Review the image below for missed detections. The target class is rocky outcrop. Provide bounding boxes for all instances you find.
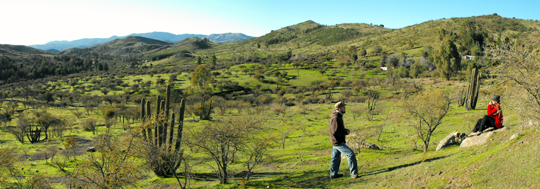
[460,132,493,148]
[460,127,507,148]
[86,147,96,152]
[349,141,380,151]
[508,132,520,141]
[436,131,467,151]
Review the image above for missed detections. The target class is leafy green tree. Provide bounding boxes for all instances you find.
[422,50,429,58]
[44,92,54,103]
[460,19,487,54]
[407,40,414,49]
[437,28,446,41]
[190,65,213,94]
[347,46,357,56]
[371,45,383,55]
[389,56,399,68]
[410,62,424,78]
[358,48,367,58]
[254,74,264,81]
[433,38,461,80]
[34,110,62,140]
[351,54,358,63]
[211,54,217,65]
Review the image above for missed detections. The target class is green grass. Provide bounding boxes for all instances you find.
[0,61,535,188]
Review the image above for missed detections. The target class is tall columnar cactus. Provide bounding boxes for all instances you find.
[465,67,481,111]
[457,88,466,107]
[140,84,186,176]
[27,125,41,144]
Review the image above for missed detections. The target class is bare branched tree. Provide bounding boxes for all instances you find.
[367,90,379,121]
[73,131,141,188]
[0,147,51,188]
[187,116,262,184]
[400,88,451,152]
[487,40,540,121]
[244,135,276,181]
[11,116,29,144]
[0,147,23,188]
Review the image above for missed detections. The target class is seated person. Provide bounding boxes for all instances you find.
[471,95,504,136]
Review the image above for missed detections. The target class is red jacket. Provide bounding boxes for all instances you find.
[488,104,503,128]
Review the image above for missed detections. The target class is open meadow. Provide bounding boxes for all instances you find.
[2,14,540,188]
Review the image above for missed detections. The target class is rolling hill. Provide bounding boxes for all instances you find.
[2,14,540,189]
[60,36,172,56]
[156,15,540,66]
[206,32,253,43]
[0,44,52,55]
[29,32,253,51]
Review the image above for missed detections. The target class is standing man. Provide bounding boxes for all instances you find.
[329,102,358,179]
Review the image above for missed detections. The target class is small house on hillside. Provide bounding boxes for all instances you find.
[462,55,475,60]
[381,67,388,71]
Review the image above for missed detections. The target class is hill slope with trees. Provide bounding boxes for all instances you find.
[1,14,540,188]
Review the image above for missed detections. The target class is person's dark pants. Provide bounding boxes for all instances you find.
[473,115,496,132]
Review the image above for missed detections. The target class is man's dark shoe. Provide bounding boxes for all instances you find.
[351,174,358,178]
[330,174,343,179]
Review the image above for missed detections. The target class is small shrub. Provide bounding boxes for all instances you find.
[82,118,97,134]
[271,103,287,114]
[349,96,368,103]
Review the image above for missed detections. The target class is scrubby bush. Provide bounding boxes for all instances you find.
[271,103,287,114]
[82,118,97,134]
[349,96,368,103]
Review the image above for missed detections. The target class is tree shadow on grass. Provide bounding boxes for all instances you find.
[244,170,334,188]
[361,155,450,177]
[189,172,221,182]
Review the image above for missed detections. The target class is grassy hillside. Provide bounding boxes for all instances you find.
[207,33,253,43]
[0,70,535,188]
[1,14,540,188]
[0,44,52,55]
[157,15,540,66]
[60,36,172,56]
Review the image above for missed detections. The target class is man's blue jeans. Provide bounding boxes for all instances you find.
[330,142,358,177]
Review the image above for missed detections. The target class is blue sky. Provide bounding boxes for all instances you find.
[1,0,539,45]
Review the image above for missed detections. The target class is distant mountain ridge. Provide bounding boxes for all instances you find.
[30,32,253,51]
[0,44,51,54]
[60,36,172,56]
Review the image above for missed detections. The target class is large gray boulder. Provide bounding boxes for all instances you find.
[436,131,467,151]
[86,146,96,152]
[460,127,507,148]
[508,132,520,142]
[460,132,493,148]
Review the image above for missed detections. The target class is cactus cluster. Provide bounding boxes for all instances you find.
[27,125,41,143]
[140,84,186,176]
[464,67,481,110]
[457,87,466,106]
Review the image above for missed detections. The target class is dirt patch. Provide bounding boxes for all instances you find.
[44,141,61,146]
[298,160,319,166]
[63,138,94,156]
[46,176,70,184]
[314,151,331,156]
[19,138,94,160]
[185,119,199,123]
[19,152,48,161]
